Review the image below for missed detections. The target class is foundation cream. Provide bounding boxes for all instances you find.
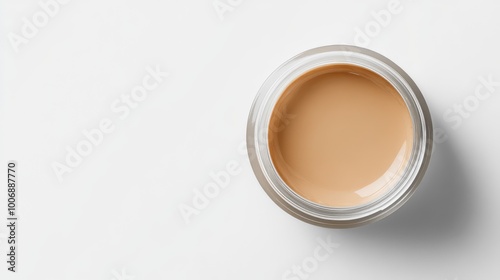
[268,64,414,208]
[247,45,433,227]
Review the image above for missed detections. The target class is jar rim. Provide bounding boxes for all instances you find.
[247,45,433,228]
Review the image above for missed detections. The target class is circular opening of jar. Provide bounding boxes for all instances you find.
[268,64,413,208]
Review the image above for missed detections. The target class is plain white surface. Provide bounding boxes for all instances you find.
[1,0,500,279]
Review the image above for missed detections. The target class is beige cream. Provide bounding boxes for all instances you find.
[268,64,414,207]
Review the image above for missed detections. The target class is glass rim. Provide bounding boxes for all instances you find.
[247,45,433,228]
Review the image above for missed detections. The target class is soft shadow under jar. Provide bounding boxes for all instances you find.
[247,45,433,228]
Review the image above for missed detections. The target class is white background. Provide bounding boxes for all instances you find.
[1,0,500,279]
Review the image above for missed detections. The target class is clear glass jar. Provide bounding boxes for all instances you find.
[246,45,433,228]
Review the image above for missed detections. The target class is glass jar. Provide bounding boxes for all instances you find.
[246,45,433,228]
